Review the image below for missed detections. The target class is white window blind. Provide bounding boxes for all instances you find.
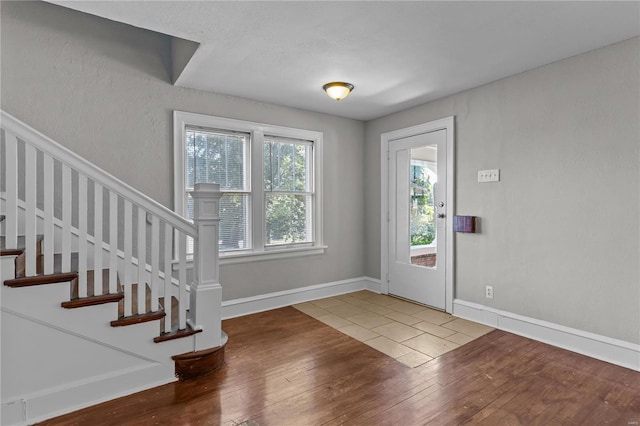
[185,127,250,252]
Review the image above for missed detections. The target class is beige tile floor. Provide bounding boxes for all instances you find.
[292,290,494,368]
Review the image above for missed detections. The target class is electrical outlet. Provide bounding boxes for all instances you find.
[485,285,494,299]
[478,169,500,183]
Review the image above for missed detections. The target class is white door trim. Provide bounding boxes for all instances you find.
[380,117,455,313]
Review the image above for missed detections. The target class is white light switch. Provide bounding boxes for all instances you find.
[478,169,500,183]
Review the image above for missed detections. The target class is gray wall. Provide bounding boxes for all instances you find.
[365,37,640,344]
[1,1,365,300]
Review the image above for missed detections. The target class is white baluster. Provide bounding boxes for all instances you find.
[178,232,187,330]
[150,215,159,312]
[78,175,88,298]
[123,199,133,317]
[43,155,54,275]
[94,181,103,295]
[24,144,37,276]
[4,133,18,248]
[109,191,118,294]
[163,223,173,333]
[137,207,146,314]
[61,165,72,273]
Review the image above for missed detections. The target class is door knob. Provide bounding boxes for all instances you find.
[438,213,446,219]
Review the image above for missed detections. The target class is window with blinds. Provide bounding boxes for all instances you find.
[185,127,250,251]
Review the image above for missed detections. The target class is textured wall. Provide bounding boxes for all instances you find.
[1,1,365,300]
[365,37,640,344]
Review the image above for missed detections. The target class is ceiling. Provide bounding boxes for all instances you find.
[50,1,640,121]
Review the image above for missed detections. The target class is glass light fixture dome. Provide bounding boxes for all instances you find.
[322,82,354,101]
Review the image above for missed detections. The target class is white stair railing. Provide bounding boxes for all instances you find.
[0,111,222,348]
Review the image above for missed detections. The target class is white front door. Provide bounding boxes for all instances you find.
[388,129,447,309]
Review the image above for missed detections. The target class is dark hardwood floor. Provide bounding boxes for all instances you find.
[40,306,640,425]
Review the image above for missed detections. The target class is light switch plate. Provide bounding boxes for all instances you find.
[478,169,500,183]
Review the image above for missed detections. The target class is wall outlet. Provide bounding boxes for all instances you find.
[485,285,494,299]
[478,169,500,183]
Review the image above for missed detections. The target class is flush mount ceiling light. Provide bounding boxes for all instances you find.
[322,82,354,101]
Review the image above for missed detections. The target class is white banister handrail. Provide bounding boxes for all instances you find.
[0,110,197,237]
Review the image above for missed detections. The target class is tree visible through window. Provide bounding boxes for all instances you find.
[410,162,436,246]
[264,137,313,245]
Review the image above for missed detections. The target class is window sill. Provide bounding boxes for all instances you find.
[173,245,327,269]
[220,245,328,265]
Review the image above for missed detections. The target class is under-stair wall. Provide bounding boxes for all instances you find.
[1,111,225,425]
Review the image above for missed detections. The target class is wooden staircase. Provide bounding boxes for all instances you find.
[0,111,226,425]
[0,218,216,358]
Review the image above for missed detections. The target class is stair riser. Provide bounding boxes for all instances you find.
[1,257,16,282]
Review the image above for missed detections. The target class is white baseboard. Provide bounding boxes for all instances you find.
[222,276,381,319]
[453,299,640,372]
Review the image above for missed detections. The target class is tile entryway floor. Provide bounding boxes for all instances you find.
[293,290,494,368]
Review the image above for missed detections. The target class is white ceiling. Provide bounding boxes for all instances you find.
[50,1,639,121]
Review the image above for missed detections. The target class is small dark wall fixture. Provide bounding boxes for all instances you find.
[453,216,477,233]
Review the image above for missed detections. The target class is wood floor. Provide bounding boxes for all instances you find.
[40,306,640,425]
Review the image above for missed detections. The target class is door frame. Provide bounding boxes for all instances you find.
[380,116,455,313]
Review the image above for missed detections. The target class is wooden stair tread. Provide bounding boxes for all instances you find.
[116,282,165,327]
[154,325,202,343]
[61,292,124,308]
[4,272,78,287]
[110,310,166,327]
[62,269,122,308]
[5,253,92,288]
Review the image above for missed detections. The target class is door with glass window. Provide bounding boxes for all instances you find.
[388,129,446,309]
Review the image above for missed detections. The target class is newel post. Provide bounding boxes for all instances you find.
[189,183,223,350]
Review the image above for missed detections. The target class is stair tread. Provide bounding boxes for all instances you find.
[4,272,78,287]
[63,269,123,307]
[110,310,166,327]
[5,252,86,286]
[61,292,124,309]
[154,325,202,343]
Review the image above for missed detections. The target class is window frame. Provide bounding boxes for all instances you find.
[174,111,325,264]
[263,135,314,248]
